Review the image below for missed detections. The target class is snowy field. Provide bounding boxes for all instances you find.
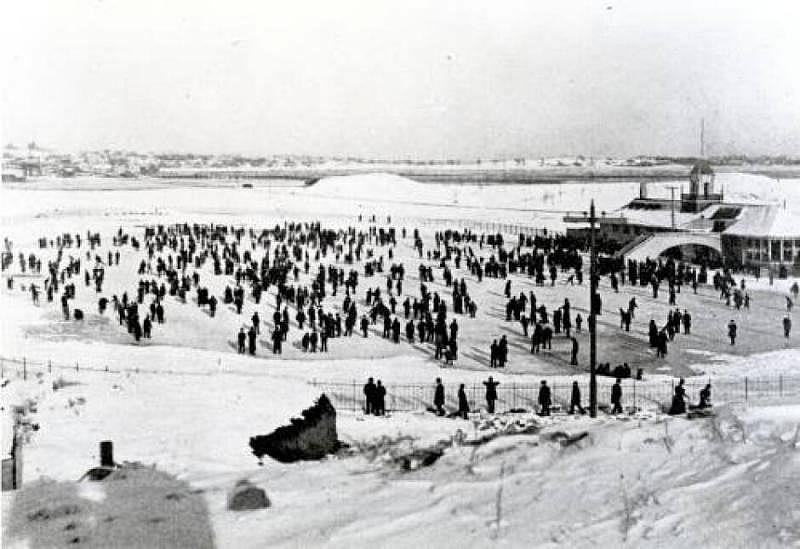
[2,173,800,548]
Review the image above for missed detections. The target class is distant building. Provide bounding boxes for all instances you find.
[565,160,800,275]
[1,166,26,182]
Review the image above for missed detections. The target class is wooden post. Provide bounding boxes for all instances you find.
[100,440,114,467]
[23,358,26,381]
[589,200,598,417]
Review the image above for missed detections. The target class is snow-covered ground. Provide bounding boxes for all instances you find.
[2,173,800,548]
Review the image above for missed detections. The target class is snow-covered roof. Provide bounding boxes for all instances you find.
[608,203,725,230]
[724,205,800,238]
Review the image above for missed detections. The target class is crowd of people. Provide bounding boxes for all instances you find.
[2,214,793,420]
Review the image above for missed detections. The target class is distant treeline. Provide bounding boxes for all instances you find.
[654,155,800,166]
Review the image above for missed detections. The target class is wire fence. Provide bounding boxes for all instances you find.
[412,217,551,238]
[311,375,800,414]
[0,355,221,379]
[2,354,799,414]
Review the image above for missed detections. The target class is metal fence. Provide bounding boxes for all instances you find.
[311,375,800,414]
[0,355,221,379]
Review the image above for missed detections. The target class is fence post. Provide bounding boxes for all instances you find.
[23,358,26,381]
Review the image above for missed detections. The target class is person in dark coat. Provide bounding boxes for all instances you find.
[361,315,369,337]
[611,378,623,414]
[375,380,387,415]
[648,320,658,347]
[237,328,246,354]
[569,381,585,414]
[434,378,445,415]
[498,335,509,366]
[457,384,470,419]
[363,377,376,414]
[143,316,152,338]
[698,383,711,408]
[484,376,500,413]
[668,378,686,415]
[271,329,282,354]
[247,326,257,355]
[728,320,737,345]
[309,330,318,352]
[538,380,552,416]
[783,315,792,338]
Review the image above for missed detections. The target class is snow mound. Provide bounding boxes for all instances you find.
[305,173,428,203]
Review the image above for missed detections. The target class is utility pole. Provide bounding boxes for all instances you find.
[589,200,598,417]
[667,185,679,230]
[700,117,705,157]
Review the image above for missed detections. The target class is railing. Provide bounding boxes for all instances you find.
[311,375,800,413]
[2,355,798,414]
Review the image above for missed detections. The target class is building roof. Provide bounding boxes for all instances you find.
[608,202,724,230]
[724,205,800,238]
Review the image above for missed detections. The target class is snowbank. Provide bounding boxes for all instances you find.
[305,173,430,203]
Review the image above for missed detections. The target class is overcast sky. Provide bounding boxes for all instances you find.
[2,0,799,158]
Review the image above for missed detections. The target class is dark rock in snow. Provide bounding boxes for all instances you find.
[227,480,270,511]
[249,394,339,463]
